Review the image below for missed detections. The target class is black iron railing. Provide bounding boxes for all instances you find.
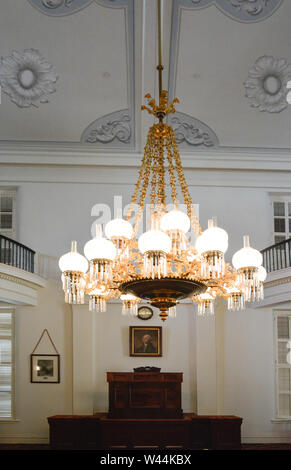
[261,238,291,273]
[0,234,35,273]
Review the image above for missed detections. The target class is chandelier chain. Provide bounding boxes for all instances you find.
[132,137,154,236]
[170,127,202,237]
[166,132,179,208]
[125,144,149,222]
[157,133,166,207]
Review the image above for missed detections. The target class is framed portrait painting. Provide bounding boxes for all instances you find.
[30,354,60,383]
[130,326,162,357]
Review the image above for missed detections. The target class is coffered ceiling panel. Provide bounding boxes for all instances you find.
[0,0,129,143]
[171,0,291,148]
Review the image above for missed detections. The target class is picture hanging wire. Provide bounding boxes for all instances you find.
[31,328,59,354]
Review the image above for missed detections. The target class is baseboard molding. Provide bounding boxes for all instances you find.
[0,434,49,444]
[243,436,291,444]
[1,434,291,445]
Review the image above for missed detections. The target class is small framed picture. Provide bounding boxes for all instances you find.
[30,354,60,383]
[129,326,162,357]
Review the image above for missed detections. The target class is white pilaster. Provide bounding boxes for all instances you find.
[196,312,218,414]
[72,305,94,414]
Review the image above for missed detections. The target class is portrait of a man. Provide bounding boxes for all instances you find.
[130,326,162,357]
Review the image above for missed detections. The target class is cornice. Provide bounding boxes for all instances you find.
[0,143,291,171]
[264,276,291,288]
[0,263,46,289]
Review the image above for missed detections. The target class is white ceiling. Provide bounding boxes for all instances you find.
[0,0,290,150]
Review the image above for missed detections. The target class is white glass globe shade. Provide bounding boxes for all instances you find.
[161,210,190,233]
[138,230,171,254]
[120,294,138,301]
[105,218,133,240]
[232,247,262,270]
[258,266,267,282]
[199,292,215,301]
[59,251,88,273]
[195,227,228,254]
[89,288,108,296]
[84,237,116,261]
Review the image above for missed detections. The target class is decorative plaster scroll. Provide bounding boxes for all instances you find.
[27,0,94,16]
[0,49,58,108]
[28,0,130,16]
[81,109,132,146]
[177,0,283,22]
[168,112,219,147]
[244,55,291,113]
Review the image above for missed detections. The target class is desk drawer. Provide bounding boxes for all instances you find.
[133,374,161,382]
[108,373,132,382]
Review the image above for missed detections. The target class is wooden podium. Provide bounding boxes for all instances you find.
[107,371,183,418]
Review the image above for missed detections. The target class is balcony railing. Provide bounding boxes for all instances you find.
[0,234,35,273]
[261,238,291,273]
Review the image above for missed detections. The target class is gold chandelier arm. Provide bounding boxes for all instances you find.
[170,127,203,237]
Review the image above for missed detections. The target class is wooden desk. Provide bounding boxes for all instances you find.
[107,372,183,419]
[48,414,242,450]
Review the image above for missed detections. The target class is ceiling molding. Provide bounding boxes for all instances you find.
[168,0,284,148]
[173,0,283,23]
[168,0,222,148]
[82,0,135,148]
[27,0,136,149]
[1,143,291,172]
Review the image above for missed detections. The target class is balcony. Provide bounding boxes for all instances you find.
[262,238,291,273]
[259,238,291,307]
[0,235,45,306]
[0,234,35,273]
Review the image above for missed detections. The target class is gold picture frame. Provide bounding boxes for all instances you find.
[129,326,162,357]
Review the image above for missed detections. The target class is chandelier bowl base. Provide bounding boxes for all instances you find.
[119,277,207,321]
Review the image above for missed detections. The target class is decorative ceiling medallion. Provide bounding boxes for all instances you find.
[244,55,291,113]
[28,0,94,16]
[178,0,283,22]
[81,109,132,146]
[0,49,58,108]
[168,111,219,147]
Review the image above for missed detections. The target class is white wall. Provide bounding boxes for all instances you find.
[0,280,73,443]
[11,168,274,258]
[93,303,197,414]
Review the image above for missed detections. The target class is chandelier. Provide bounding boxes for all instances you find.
[58,0,267,321]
